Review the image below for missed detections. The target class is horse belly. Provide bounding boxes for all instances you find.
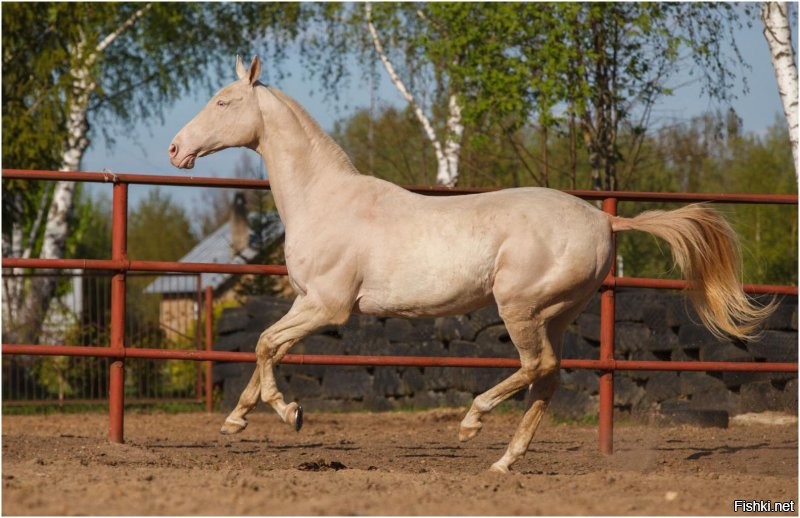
[355,239,497,318]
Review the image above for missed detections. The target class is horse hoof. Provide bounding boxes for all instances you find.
[220,416,247,435]
[458,423,482,442]
[489,462,509,474]
[294,405,303,432]
[284,402,303,432]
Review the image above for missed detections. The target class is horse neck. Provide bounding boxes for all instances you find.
[255,86,358,229]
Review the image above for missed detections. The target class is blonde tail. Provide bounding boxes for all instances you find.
[611,204,775,341]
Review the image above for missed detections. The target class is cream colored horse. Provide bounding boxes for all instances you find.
[169,56,773,473]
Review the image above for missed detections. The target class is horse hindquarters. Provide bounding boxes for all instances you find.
[458,199,616,471]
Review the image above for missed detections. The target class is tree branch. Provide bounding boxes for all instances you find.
[503,127,544,186]
[364,3,446,167]
[95,3,153,56]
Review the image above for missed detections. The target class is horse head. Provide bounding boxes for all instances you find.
[169,55,263,169]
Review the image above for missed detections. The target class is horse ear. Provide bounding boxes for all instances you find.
[248,56,261,86]
[235,55,247,80]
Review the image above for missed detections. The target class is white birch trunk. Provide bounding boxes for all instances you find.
[441,94,464,187]
[762,2,799,179]
[17,63,90,343]
[2,194,25,329]
[13,5,151,343]
[2,186,51,333]
[365,2,463,187]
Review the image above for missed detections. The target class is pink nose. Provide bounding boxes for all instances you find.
[168,143,178,158]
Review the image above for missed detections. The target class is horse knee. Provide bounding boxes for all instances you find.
[521,355,558,384]
[529,364,560,400]
[255,332,277,361]
[539,360,560,382]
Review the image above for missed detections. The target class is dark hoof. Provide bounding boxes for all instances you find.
[294,405,303,432]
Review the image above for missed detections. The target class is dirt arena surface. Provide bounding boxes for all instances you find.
[2,409,797,516]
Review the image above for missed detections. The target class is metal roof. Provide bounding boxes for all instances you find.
[144,212,284,294]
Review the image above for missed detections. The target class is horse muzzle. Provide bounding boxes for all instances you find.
[168,142,197,169]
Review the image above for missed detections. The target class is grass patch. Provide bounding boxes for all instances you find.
[4,402,104,415]
[3,400,206,416]
[548,413,599,426]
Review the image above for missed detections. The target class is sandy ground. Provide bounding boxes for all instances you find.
[2,409,797,516]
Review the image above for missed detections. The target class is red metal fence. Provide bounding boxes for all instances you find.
[2,168,797,453]
[2,272,206,405]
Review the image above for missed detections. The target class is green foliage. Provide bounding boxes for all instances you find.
[2,2,303,154]
[1,1,302,282]
[31,356,75,399]
[1,3,66,171]
[161,359,197,396]
[610,115,796,286]
[128,190,196,337]
[725,123,797,285]
[72,190,113,258]
[233,210,285,298]
[123,190,199,397]
[432,3,750,190]
[2,401,206,415]
[301,3,752,192]
[332,107,437,185]
[128,188,197,262]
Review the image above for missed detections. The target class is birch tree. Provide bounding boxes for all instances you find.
[16,5,154,346]
[761,2,799,179]
[305,3,751,191]
[2,3,301,343]
[301,3,466,186]
[364,3,463,186]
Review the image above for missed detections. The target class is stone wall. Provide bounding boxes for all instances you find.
[213,290,797,422]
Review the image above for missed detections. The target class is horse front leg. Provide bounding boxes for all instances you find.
[220,294,349,435]
[220,367,261,434]
[219,336,301,435]
[257,336,304,431]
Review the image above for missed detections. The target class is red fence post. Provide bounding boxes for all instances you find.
[109,182,128,443]
[205,286,214,412]
[194,275,203,401]
[598,197,618,455]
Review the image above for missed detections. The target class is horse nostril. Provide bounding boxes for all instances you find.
[168,143,177,157]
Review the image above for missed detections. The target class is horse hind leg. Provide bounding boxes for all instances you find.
[489,362,559,473]
[459,308,557,444]
[489,312,575,473]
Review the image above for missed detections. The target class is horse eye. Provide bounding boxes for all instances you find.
[216,100,228,107]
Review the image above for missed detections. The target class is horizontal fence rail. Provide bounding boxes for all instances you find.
[2,168,797,452]
[4,168,799,204]
[2,257,793,295]
[5,344,798,373]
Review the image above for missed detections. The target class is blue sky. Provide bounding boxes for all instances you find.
[83,8,797,221]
